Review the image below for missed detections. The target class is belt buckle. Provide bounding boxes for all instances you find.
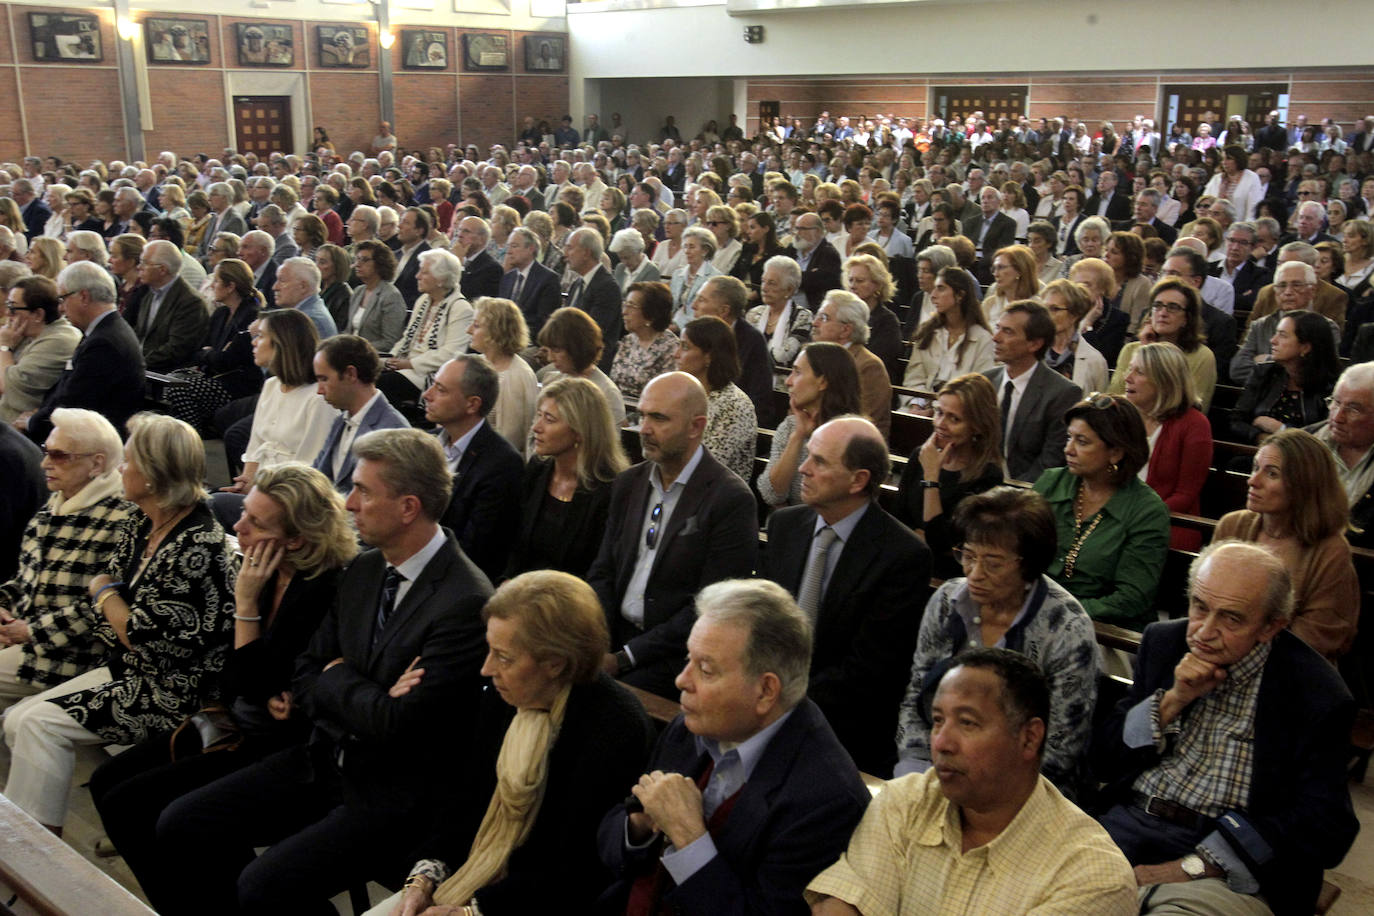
[1143,795,1170,819]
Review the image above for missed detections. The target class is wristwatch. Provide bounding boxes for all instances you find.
[0,345,10,353]
[919,479,940,489]
[613,648,634,676]
[1179,853,1208,879]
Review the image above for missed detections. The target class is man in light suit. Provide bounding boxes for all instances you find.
[123,240,208,371]
[423,354,523,583]
[452,216,502,302]
[156,428,492,912]
[984,301,1081,483]
[588,373,758,698]
[311,334,408,493]
[498,227,560,337]
[961,186,1018,284]
[597,577,870,915]
[563,227,623,371]
[760,417,929,775]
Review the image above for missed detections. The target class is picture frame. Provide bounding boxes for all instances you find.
[317,25,369,69]
[401,30,449,70]
[145,17,210,65]
[28,12,101,63]
[524,35,564,73]
[462,33,507,72]
[235,22,294,68]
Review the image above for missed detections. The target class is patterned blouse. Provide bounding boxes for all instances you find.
[706,383,758,482]
[894,576,1098,794]
[0,487,136,688]
[51,502,236,745]
[610,330,679,400]
[757,412,808,507]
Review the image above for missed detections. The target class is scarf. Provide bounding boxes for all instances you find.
[51,469,124,516]
[432,683,571,906]
[396,289,460,357]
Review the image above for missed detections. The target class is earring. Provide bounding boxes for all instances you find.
[1108,461,1119,476]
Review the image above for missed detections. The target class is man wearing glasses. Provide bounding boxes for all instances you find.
[1240,241,1349,338]
[0,276,80,426]
[1306,362,1374,545]
[1230,260,1340,385]
[1283,198,1335,246]
[589,371,756,698]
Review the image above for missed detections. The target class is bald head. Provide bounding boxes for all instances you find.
[644,370,708,418]
[802,415,889,516]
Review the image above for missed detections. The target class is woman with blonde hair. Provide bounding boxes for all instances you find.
[487,204,520,264]
[368,570,654,916]
[109,233,146,316]
[0,198,28,255]
[508,378,630,578]
[470,297,537,455]
[980,244,1041,326]
[1069,255,1130,369]
[1216,428,1358,662]
[842,252,904,379]
[1041,278,1108,394]
[25,237,63,280]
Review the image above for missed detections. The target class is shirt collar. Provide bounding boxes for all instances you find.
[439,418,485,460]
[810,501,869,543]
[651,443,704,495]
[348,388,385,423]
[391,525,449,585]
[696,707,795,779]
[1222,639,1272,689]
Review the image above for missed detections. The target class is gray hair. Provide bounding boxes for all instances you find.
[608,227,645,255]
[257,203,286,227]
[124,412,207,509]
[1210,198,1238,221]
[280,256,321,293]
[1255,216,1281,238]
[682,225,717,258]
[241,229,274,253]
[115,186,143,206]
[1337,361,1374,395]
[1189,540,1294,624]
[58,261,116,303]
[418,248,462,291]
[508,226,540,254]
[49,407,123,468]
[1278,241,1318,266]
[144,239,183,275]
[453,353,500,418]
[1075,215,1111,246]
[207,181,232,200]
[351,205,380,235]
[763,254,801,294]
[1136,188,1162,206]
[567,226,604,259]
[822,290,870,345]
[67,230,107,267]
[460,217,491,246]
[917,244,957,272]
[1275,260,1317,285]
[352,427,453,522]
[1226,221,1257,242]
[694,578,812,710]
[1298,200,1327,220]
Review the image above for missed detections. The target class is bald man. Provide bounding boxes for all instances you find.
[759,415,930,775]
[588,372,758,698]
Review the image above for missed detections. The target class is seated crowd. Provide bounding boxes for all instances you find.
[0,105,1370,914]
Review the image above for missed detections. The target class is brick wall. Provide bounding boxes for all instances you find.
[0,4,569,163]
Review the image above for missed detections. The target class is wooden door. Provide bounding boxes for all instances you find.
[1163,83,1286,137]
[233,96,292,156]
[932,86,1027,128]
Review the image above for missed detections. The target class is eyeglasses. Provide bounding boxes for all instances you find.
[1150,300,1187,313]
[6,303,38,312]
[1326,397,1370,418]
[41,446,93,463]
[952,547,1020,577]
[1273,282,1312,291]
[1082,392,1115,409]
[55,291,80,303]
[644,501,664,549]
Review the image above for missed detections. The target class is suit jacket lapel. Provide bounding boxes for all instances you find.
[367,540,453,667]
[818,506,879,626]
[619,466,654,585]
[1012,365,1048,440]
[647,465,712,581]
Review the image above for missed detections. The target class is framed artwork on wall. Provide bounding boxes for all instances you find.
[29,13,101,62]
[524,35,564,73]
[462,33,508,72]
[317,25,370,68]
[402,30,449,69]
[236,22,294,67]
[145,18,210,64]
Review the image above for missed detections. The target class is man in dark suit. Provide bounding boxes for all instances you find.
[961,186,1018,283]
[692,276,775,428]
[157,428,492,912]
[239,230,278,310]
[1086,171,1132,223]
[498,227,560,337]
[588,373,758,698]
[563,227,623,372]
[662,148,687,194]
[453,216,502,302]
[21,263,144,443]
[792,213,842,310]
[0,423,43,582]
[984,301,1081,483]
[1281,200,1335,247]
[420,355,523,583]
[760,417,929,775]
[1133,190,1179,245]
[597,578,869,915]
[1093,542,1358,916]
[311,334,408,493]
[198,182,248,264]
[1210,222,1272,313]
[391,207,431,309]
[509,165,545,211]
[122,240,208,371]
[10,179,49,242]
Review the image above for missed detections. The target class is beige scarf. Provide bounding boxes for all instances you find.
[432,683,571,906]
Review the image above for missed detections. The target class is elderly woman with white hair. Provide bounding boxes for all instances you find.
[668,225,720,332]
[706,204,744,274]
[378,248,474,419]
[0,408,135,704]
[609,227,661,294]
[745,255,812,367]
[63,229,108,268]
[1059,214,1111,279]
[650,207,689,276]
[1,413,234,834]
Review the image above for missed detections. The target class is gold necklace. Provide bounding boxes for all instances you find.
[1063,483,1104,579]
[143,507,189,558]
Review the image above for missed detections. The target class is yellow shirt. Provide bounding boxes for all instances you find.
[806,770,1135,916]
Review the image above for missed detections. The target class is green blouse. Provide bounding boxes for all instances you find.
[1032,468,1171,629]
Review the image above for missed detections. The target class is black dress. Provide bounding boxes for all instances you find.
[504,457,614,579]
[894,457,1004,580]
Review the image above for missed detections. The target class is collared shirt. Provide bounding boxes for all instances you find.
[1000,362,1035,450]
[83,308,115,338]
[620,444,705,631]
[388,524,449,610]
[567,263,601,310]
[395,241,424,277]
[1096,191,1115,217]
[657,709,795,883]
[806,770,1136,915]
[1127,640,1271,818]
[143,277,177,330]
[333,389,384,479]
[1312,421,1374,509]
[808,503,868,600]
[437,418,485,472]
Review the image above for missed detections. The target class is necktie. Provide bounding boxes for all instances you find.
[566,277,584,310]
[797,527,839,622]
[512,271,525,302]
[373,566,404,642]
[1000,379,1014,444]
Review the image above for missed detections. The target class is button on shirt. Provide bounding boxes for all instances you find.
[620,444,705,631]
[438,419,485,472]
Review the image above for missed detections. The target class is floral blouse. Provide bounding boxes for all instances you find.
[611,330,679,400]
[706,384,758,482]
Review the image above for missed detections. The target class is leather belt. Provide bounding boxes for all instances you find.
[1131,791,1210,831]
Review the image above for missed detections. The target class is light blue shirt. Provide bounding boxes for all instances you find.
[620,445,705,636]
[808,502,869,600]
[388,525,448,610]
[438,419,486,472]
